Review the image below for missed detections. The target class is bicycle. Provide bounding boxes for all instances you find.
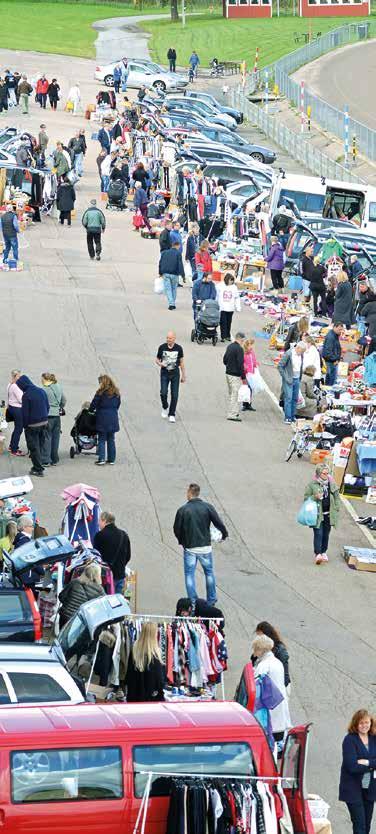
[285,424,335,462]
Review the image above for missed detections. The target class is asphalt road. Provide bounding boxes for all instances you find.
[0,46,375,830]
[293,39,376,131]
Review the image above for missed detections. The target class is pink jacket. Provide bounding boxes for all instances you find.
[244,349,258,376]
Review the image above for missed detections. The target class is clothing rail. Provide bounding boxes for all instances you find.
[137,770,295,783]
[124,613,224,622]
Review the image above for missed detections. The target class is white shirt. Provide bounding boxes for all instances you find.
[303,344,321,381]
[101,155,111,176]
[291,349,303,379]
[254,651,291,734]
[216,282,241,313]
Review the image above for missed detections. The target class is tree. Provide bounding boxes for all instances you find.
[171,0,179,21]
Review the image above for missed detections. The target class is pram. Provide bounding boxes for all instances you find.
[70,405,97,458]
[107,179,127,211]
[191,299,220,346]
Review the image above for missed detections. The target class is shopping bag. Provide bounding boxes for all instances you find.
[210,523,223,543]
[154,277,164,294]
[288,274,303,292]
[246,368,265,395]
[297,389,305,408]
[65,100,74,112]
[132,210,144,229]
[238,384,251,404]
[297,498,318,527]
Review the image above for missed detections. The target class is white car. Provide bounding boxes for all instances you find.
[0,644,85,707]
[94,59,188,92]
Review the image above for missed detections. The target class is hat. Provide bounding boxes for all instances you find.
[90,199,97,206]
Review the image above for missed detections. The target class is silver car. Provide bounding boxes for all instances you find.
[0,644,85,706]
[94,58,188,92]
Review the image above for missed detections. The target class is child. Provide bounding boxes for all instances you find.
[243,338,258,412]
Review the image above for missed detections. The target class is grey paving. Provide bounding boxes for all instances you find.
[0,46,375,831]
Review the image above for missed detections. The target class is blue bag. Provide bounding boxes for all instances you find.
[288,274,303,292]
[297,498,318,527]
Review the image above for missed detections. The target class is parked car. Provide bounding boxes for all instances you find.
[0,127,19,146]
[187,125,276,164]
[226,179,272,209]
[183,90,243,123]
[0,147,17,164]
[202,162,264,188]
[161,97,237,130]
[182,146,273,187]
[0,585,41,642]
[0,644,85,705]
[94,59,188,92]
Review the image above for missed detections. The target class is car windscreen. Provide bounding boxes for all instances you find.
[279,189,325,214]
[0,594,29,624]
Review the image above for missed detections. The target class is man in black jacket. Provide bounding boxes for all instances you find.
[167,48,177,72]
[223,332,245,422]
[159,219,172,252]
[322,322,343,386]
[173,483,228,606]
[93,511,131,594]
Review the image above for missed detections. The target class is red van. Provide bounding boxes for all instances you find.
[0,701,314,833]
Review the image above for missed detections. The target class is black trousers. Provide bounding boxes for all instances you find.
[160,370,180,417]
[270,269,284,289]
[25,425,47,473]
[59,210,71,224]
[49,98,57,109]
[169,59,176,72]
[220,310,233,340]
[312,288,327,316]
[87,231,102,258]
[114,80,120,93]
[346,792,374,834]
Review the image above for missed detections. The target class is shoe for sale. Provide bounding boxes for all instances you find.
[315,554,323,565]
[169,415,176,423]
[321,553,328,562]
[95,460,106,465]
[161,409,168,419]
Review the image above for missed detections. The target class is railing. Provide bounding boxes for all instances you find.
[231,88,367,184]
[246,21,376,162]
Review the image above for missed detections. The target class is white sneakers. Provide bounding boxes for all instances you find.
[169,416,176,423]
[161,409,168,419]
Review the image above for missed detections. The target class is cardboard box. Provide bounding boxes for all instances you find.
[333,465,345,488]
[347,553,376,572]
[310,449,333,465]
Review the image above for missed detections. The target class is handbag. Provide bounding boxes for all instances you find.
[288,274,303,292]
[297,498,318,527]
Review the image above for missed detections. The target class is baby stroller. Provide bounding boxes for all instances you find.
[70,404,97,458]
[191,299,220,346]
[107,179,127,211]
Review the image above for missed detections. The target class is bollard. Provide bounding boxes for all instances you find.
[352,134,357,164]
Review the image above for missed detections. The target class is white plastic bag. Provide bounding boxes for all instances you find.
[210,523,223,543]
[297,389,305,408]
[246,368,265,395]
[238,384,251,404]
[154,276,164,294]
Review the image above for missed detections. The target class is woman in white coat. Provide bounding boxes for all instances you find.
[216,272,241,342]
[303,334,322,387]
[252,634,291,745]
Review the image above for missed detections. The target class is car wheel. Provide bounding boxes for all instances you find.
[250,152,265,163]
[104,74,114,87]
[153,80,166,93]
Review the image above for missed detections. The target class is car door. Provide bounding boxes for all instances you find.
[280,724,315,834]
[233,662,256,712]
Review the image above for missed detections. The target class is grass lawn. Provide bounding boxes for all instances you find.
[143,13,369,68]
[0,0,165,58]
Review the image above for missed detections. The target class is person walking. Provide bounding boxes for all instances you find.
[266,235,285,291]
[185,222,200,280]
[0,77,8,113]
[304,462,340,565]
[113,63,122,94]
[278,340,306,424]
[159,242,185,310]
[56,176,76,226]
[97,123,113,153]
[159,218,173,252]
[68,130,83,177]
[1,203,19,265]
[173,482,228,605]
[17,75,33,114]
[322,322,343,386]
[16,374,49,477]
[309,256,328,316]
[167,48,177,72]
[36,75,49,109]
[93,511,131,594]
[333,270,354,329]
[156,330,185,423]
[90,374,121,466]
[6,369,25,457]
[133,181,152,231]
[125,623,165,703]
[67,83,81,115]
[243,338,258,413]
[58,564,105,628]
[195,240,212,281]
[40,372,66,467]
[37,124,49,166]
[47,78,60,110]
[223,332,246,422]
[54,141,70,182]
[339,709,376,834]
[82,198,106,261]
[216,273,241,341]
[189,51,200,78]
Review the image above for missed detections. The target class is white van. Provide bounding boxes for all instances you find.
[270,172,376,237]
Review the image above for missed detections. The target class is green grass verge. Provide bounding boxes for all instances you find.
[0,0,164,58]
[143,13,370,68]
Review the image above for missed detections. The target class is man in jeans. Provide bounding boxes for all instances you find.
[173,483,228,605]
[156,331,185,423]
[82,198,106,261]
[159,242,185,310]
[16,374,49,477]
[322,322,343,386]
[278,341,306,424]
[223,332,245,422]
[1,203,19,264]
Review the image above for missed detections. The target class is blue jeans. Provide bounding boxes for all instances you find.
[325,361,338,386]
[313,517,331,556]
[101,174,110,193]
[74,152,83,176]
[346,792,374,834]
[3,237,18,262]
[98,431,116,463]
[7,405,23,452]
[163,273,179,307]
[283,377,300,421]
[115,578,125,594]
[183,549,217,605]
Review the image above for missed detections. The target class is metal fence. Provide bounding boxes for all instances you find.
[247,21,376,162]
[231,88,367,184]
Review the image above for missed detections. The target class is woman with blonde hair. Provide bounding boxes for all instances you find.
[252,633,291,745]
[0,521,18,563]
[6,369,25,457]
[243,337,258,412]
[58,562,105,627]
[41,372,66,467]
[125,622,165,702]
[90,374,121,466]
[333,269,353,328]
